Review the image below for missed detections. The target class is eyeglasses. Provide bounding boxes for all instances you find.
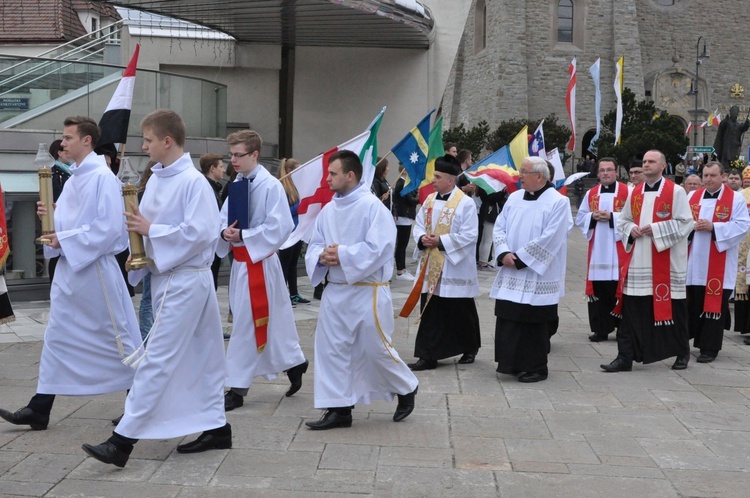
[227,152,251,159]
[599,168,616,173]
[519,170,538,176]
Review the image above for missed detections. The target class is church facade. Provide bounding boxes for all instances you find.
[442,0,750,157]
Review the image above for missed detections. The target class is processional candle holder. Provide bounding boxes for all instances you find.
[34,144,55,245]
[118,157,153,270]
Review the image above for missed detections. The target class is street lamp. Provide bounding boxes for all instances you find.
[688,36,709,147]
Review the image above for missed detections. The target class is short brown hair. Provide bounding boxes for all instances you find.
[597,157,618,170]
[226,130,262,154]
[141,109,186,147]
[199,153,224,175]
[328,149,362,182]
[457,149,472,164]
[63,116,100,147]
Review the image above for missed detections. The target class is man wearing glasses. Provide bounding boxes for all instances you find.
[575,158,631,342]
[627,160,644,187]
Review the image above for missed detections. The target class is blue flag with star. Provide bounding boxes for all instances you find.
[391,110,434,196]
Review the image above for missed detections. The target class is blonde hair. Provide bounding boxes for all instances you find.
[278,158,300,205]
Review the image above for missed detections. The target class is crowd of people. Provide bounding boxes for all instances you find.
[3,111,750,470]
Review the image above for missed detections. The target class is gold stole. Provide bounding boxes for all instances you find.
[399,189,465,318]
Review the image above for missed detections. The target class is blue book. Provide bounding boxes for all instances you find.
[227,178,250,229]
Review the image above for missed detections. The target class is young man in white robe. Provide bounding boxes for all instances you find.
[575,158,631,342]
[304,150,418,430]
[217,130,308,411]
[491,156,573,382]
[602,150,694,373]
[0,116,140,431]
[405,154,481,371]
[685,162,750,362]
[82,109,230,468]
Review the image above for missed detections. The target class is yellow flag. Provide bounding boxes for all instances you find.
[509,125,529,169]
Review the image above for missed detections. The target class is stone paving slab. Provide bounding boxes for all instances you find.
[2,228,750,496]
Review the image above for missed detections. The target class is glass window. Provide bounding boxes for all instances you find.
[557,0,574,43]
[474,0,487,54]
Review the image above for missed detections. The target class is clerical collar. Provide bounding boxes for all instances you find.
[600,183,615,193]
[523,182,552,201]
[435,191,452,201]
[643,178,662,192]
[704,187,721,199]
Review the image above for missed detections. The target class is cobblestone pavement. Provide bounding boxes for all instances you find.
[2,225,750,497]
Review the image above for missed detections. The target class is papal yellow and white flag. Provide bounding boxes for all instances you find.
[614,56,624,145]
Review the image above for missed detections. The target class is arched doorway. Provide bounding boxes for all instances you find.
[581,129,598,160]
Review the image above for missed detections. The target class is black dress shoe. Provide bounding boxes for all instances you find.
[305,409,352,430]
[671,354,689,370]
[81,441,132,468]
[744,337,750,345]
[393,386,418,422]
[111,414,123,426]
[286,359,309,397]
[588,333,608,342]
[0,406,49,430]
[224,390,244,411]
[600,357,633,372]
[696,353,716,363]
[457,353,475,364]
[407,359,438,371]
[518,371,548,383]
[177,425,232,453]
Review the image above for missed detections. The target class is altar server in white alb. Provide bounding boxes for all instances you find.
[217,129,308,411]
[304,150,418,430]
[575,158,631,342]
[685,161,750,363]
[0,116,140,431]
[82,110,230,468]
[491,156,573,383]
[405,154,481,371]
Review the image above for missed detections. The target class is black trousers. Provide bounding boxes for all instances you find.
[395,224,412,271]
[28,393,55,415]
[278,240,303,296]
[687,286,731,354]
[210,255,221,290]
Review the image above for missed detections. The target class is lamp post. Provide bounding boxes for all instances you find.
[688,37,709,147]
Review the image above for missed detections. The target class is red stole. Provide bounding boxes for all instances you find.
[232,246,269,353]
[688,187,734,318]
[585,181,629,299]
[613,179,676,324]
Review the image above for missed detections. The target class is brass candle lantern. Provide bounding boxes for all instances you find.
[34,143,55,245]
[118,157,152,270]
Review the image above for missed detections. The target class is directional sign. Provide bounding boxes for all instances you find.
[687,146,715,154]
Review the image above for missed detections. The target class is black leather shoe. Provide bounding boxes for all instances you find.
[82,441,132,468]
[600,357,633,372]
[0,406,49,430]
[518,371,548,383]
[393,386,418,422]
[286,360,309,397]
[588,333,608,342]
[457,353,475,364]
[224,391,244,411]
[744,337,750,346]
[407,359,438,371]
[111,414,123,426]
[672,354,689,370]
[177,426,232,453]
[305,410,352,430]
[696,353,716,363]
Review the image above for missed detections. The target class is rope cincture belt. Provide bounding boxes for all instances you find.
[330,281,399,363]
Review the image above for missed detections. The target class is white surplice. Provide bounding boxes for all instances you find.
[575,183,631,281]
[686,186,750,290]
[305,183,418,409]
[216,165,305,388]
[117,153,226,439]
[412,187,479,297]
[490,186,573,305]
[616,179,694,298]
[38,151,140,395]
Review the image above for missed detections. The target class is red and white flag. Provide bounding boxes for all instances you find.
[280,131,371,250]
[566,58,576,150]
[712,109,721,127]
[98,44,140,146]
[685,121,693,136]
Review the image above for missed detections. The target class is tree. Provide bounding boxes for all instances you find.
[486,114,572,163]
[595,88,688,168]
[442,120,490,159]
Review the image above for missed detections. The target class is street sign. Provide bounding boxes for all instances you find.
[687,146,715,154]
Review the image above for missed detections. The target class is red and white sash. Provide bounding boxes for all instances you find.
[688,186,733,319]
[585,181,629,300]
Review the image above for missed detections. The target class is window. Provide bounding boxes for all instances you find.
[474,0,487,54]
[557,0,573,43]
